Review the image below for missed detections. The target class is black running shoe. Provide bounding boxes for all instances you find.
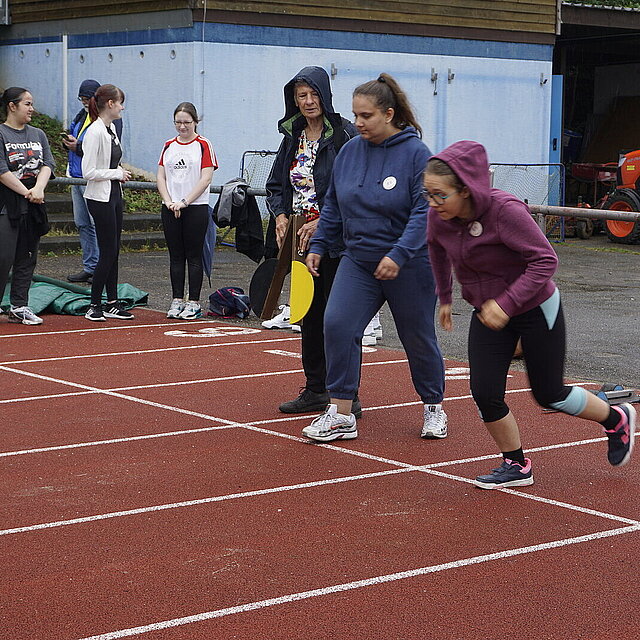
[279,388,330,414]
[85,304,106,322]
[103,301,135,320]
[67,270,93,283]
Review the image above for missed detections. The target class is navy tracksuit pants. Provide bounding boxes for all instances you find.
[323,254,445,404]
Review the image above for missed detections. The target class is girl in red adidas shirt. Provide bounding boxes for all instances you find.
[157,102,217,320]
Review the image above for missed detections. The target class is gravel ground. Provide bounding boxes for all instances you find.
[36,233,639,388]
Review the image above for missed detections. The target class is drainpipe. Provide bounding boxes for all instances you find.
[62,33,68,128]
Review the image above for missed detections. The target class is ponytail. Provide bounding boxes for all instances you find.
[88,84,125,122]
[353,73,422,137]
[88,96,99,122]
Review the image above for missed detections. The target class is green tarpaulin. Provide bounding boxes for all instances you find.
[1,275,148,315]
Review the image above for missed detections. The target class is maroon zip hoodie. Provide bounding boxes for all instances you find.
[427,140,558,317]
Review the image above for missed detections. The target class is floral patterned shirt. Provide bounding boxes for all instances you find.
[289,129,320,221]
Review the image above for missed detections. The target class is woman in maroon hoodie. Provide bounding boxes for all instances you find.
[426,140,635,488]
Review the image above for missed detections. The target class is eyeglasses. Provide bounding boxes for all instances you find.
[174,120,194,126]
[422,189,457,205]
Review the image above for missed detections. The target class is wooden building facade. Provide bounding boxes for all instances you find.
[7,0,558,43]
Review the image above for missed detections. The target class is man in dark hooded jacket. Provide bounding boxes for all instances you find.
[265,66,360,415]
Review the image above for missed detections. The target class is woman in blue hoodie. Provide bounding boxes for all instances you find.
[426,140,635,487]
[304,73,447,442]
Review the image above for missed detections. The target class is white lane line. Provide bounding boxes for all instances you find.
[0,468,411,537]
[0,365,244,429]
[4,431,637,537]
[0,383,536,458]
[76,524,640,640]
[0,336,300,366]
[2,367,636,549]
[0,319,212,339]
[0,390,96,404]
[0,424,237,458]
[0,358,412,404]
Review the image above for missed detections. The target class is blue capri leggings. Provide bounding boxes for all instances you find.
[468,292,588,422]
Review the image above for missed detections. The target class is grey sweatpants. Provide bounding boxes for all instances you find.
[0,211,39,308]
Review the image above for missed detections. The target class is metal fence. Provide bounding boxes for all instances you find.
[50,180,640,226]
[490,163,566,241]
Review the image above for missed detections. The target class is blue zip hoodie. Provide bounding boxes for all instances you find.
[309,126,431,268]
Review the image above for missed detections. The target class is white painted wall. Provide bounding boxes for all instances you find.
[0,39,552,184]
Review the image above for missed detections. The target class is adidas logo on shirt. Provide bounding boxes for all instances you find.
[173,158,188,170]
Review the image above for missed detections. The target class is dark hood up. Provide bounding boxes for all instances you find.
[431,140,492,219]
[278,66,338,138]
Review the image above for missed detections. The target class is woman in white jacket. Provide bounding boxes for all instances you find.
[81,84,132,321]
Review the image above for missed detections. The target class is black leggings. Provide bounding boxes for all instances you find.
[87,182,123,305]
[161,204,209,300]
[301,255,340,393]
[468,301,572,422]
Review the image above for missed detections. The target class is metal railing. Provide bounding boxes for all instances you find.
[51,177,640,222]
[50,176,267,197]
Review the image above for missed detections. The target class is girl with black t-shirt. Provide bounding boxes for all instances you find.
[0,87,54,325]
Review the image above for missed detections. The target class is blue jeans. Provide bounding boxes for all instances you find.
[72,184,98,273]
[323,253,445,404]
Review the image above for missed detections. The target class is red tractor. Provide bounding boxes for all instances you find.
[601,149,640,244]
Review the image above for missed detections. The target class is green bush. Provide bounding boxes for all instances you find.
[31,112,69,191]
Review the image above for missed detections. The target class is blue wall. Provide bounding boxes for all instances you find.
[0,23,554,185]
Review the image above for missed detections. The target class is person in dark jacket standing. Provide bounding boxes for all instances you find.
[304,73,447,442]
[63,79,123,284]
[426,140,635,487]
[266,66,359,416]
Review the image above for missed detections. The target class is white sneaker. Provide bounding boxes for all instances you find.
[362,331,377,346]
[167,298,185,319]
[302,404,358,442]
[261,304,301,332]
[8,305,43,325]
[362,312,382,346]
[371,311,383,339]
[421,404,448,439]
[178,301,203,320]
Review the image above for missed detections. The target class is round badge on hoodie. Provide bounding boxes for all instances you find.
[468,221,483,237]
[383,176,396,190]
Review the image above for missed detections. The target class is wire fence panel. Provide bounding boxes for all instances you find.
[490,163,566,241]
[240,150,277,219]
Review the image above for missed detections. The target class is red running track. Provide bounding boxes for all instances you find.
[0,309,637,640]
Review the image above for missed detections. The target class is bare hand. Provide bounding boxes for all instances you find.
[297,218,318,252]
[166,201,183,218]
[478,299,509,330]
[275,214,288,248]
[439,304,453,331]
[26,186,45,204]
[120,168,132,182]
[305,252,322,277]
[374,256,400,280]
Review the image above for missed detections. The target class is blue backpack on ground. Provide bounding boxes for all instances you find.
[208,287,251,319]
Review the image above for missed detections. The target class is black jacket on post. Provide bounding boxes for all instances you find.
[265,66,357,258]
